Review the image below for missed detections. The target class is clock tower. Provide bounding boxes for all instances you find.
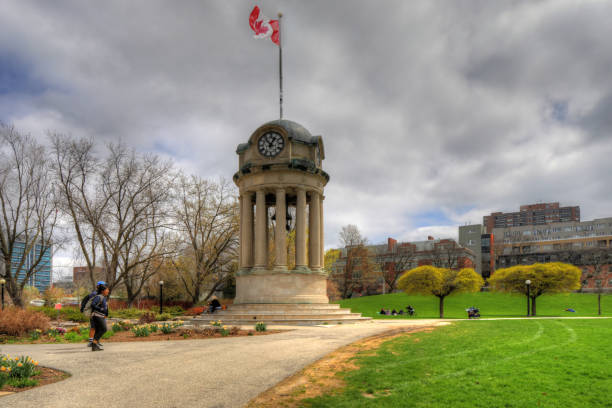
[233,119,329,303]
[191,119,368,324]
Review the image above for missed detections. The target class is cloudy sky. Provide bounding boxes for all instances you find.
[2,0,612,269]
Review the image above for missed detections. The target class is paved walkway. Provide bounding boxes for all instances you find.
[0,320,445,408]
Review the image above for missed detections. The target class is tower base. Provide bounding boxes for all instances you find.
[234,269,329,304]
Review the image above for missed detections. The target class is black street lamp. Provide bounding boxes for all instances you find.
[525,279,531,317]
[159,280,164,315]
[0,278,5,311]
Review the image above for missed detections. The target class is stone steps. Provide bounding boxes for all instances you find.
[191,303,370,326]
[225,303,343,310]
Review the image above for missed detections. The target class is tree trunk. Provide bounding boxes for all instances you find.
[598,292,601,315]
[193,285,201,305]
[6,282,24,308]
[438,296,445,318]
[531,296,536,316]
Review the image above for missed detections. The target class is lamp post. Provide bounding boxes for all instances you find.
[0,278,5,311]
[159,280,164,315]
[525,279,531,317]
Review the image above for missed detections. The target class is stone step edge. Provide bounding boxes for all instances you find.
[191,318,371,325]
[203,314,364,320]
[214,309,356,315]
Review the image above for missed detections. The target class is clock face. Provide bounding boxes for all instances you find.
[258,132,285,157]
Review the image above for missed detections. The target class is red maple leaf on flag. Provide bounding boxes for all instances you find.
[249,6,279,45]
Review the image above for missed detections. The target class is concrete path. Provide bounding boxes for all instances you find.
[0,320,444,408]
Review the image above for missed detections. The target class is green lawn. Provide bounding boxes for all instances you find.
[337,292,612,319]
[304,319,612,407]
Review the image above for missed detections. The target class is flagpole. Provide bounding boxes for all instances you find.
[278,12,283,120]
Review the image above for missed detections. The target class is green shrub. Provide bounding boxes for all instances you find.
[132,325,150,337]
[64,332,86,343]
[149,324,159,333]
[255,322,267,332]
[29,329,42,341]
[210,320,223,327]
[0,371,7,388]
[164,306,185,316]
[109,308,148,319]
[220,327,230,337]
[31,306,87,323]
[8,377,38,388]
[101,331,113,339]
[59,307,88,322]
[155,313,172,321]
[111,322,123,332]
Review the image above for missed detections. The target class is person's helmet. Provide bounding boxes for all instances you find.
[96,281,106,286]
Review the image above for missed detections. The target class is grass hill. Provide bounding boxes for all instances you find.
[336,292,612,319]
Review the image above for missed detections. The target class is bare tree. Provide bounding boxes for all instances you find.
[172,175,239,304]
[333,225,376,298]
[339,224,367,247]
[581,249,610,315]
[373,243,416,293]
[0,125,60,307]
[51,135,173,304]
[431,241,460,269]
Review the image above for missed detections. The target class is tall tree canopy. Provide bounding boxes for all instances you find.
[398,265,483,318]
[0,125,60,307]
[489,262,581,315]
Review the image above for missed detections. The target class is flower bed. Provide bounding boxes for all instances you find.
[0,353,69,393]
[1,319,281,344]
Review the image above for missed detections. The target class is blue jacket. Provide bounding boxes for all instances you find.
[91,294,108,317]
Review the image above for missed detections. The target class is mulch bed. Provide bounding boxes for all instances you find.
[102,328,283,342]
[1,328,284,345]
[1,366,70,394]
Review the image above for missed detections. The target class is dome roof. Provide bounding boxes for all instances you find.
[261,119,318,144]
[237,119,321,154]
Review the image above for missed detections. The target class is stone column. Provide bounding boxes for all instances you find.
[295,188,307,270]
[320,195,325,269]
[254,189,268,269]
[241,192,254,268]
[238,194,243,268]
[309,191,321,270]
[275,188,287,269]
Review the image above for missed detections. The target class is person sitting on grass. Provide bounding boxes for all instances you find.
[406,305,415,316]
[379,308,386,315]
[90,284,109,352]
[398,310,404,315]
[391,309,398,316]
[565,308,576,313]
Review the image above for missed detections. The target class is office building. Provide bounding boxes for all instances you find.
[11,242,52,292]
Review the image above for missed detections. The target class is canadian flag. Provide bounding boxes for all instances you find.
[249,6,279,45]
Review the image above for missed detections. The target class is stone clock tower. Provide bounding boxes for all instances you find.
[233,119,329,304]
[193,119,367,324]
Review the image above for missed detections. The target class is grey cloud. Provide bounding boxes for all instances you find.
[1,0,612,247]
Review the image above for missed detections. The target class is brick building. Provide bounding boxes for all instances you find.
[329,237,475,298]
[73,266,105,288]
[483,202,580,234]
